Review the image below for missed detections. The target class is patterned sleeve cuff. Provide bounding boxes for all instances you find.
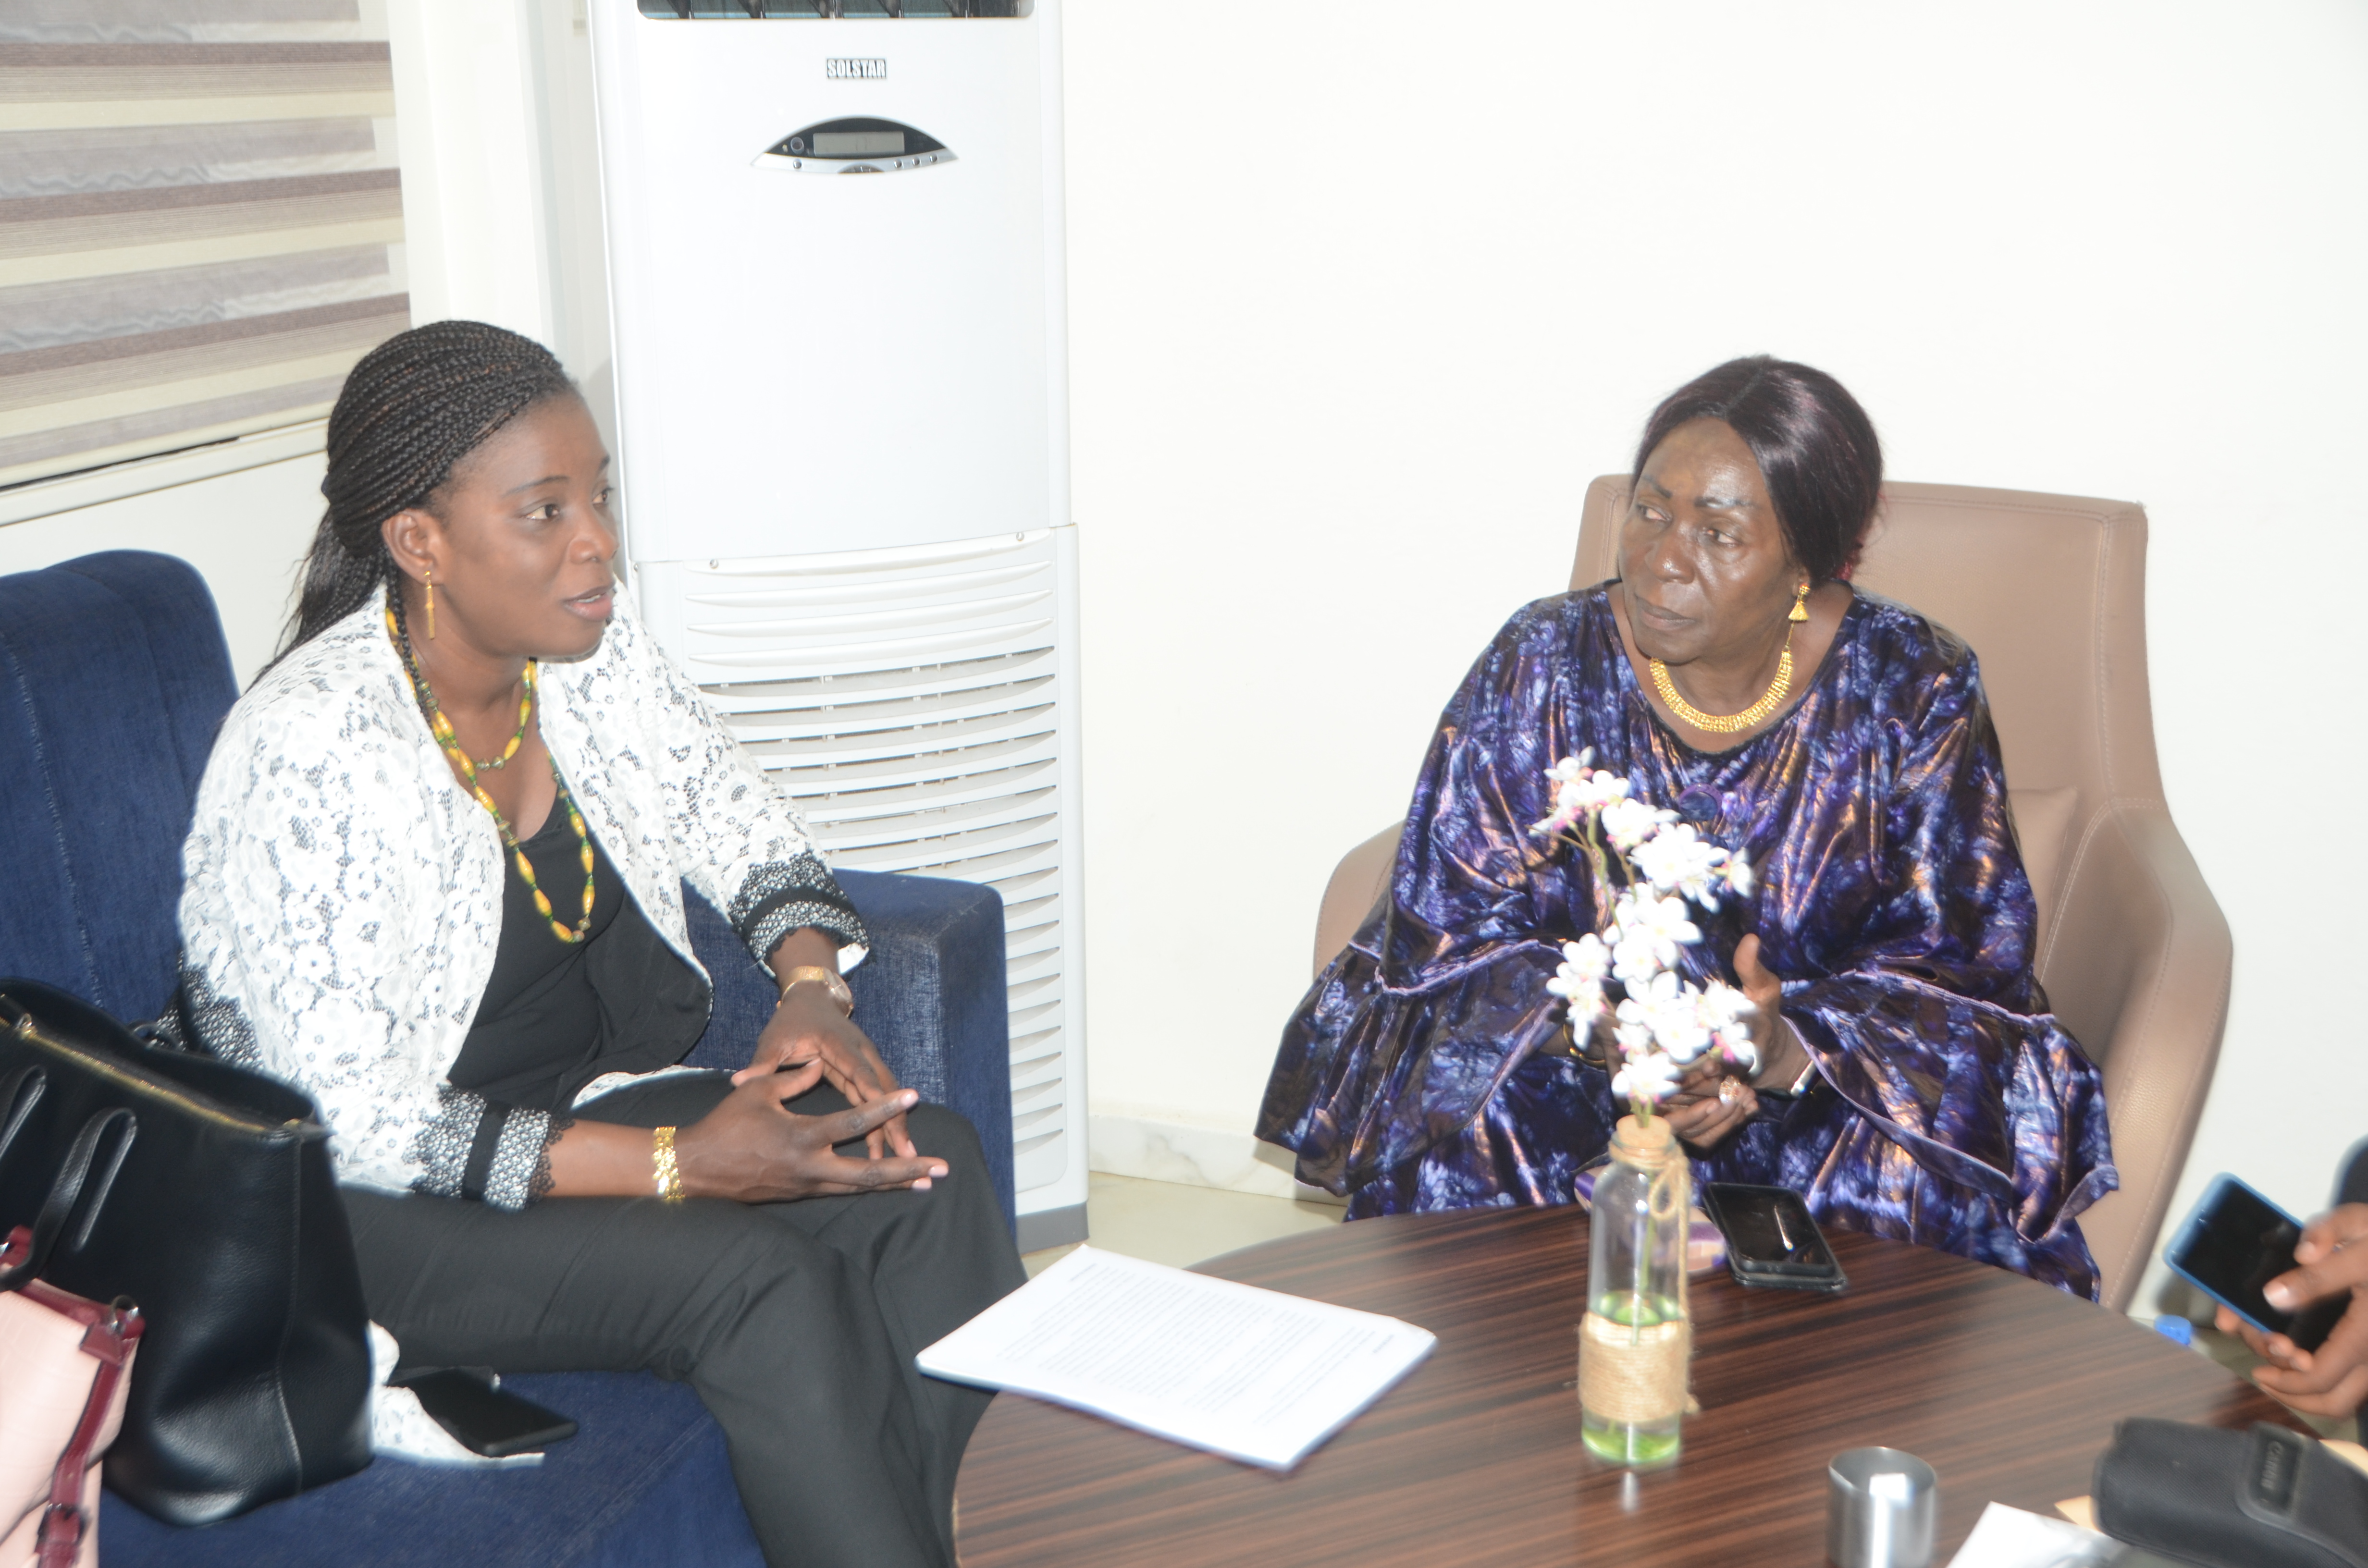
[176,959,264,1068]
[408,1086,490,1200]
[481,1106,560,1211]
[729,853,870,974]
[410,1092,563,1211]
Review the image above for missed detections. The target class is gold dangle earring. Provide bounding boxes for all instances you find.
[424,564,436,639]
[1788,581,1810,623]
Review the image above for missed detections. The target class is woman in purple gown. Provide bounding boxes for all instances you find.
[1257,357,2116,1298]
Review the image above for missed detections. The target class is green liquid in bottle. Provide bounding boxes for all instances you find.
[1580,1290,1684,1469]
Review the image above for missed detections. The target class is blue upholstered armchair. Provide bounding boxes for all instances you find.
[0,551,1012,1567]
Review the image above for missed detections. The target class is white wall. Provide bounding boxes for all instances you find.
[386,0,619,487]
[1064,0,2368,1301]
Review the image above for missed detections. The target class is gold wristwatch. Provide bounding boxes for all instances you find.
[778,965,853,1017]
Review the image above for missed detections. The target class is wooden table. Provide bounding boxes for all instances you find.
[955,1207,2292,1567]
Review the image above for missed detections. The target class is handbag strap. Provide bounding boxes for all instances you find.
[0,1108,137,1293]
[0,1063,42,1161]
[31,1299,138,1568]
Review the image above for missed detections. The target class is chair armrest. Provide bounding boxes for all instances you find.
[681,872,1015,1229]
[2041,799,2233,1312]
[1313,822,1405,981]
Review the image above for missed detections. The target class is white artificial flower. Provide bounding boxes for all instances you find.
[1611,1046,1682,1104]
[1532,756,1632,839]
[1722,849,1754,899]
[1621,891,1702,970]
[1529,801,1584,839]
[1571,772,1631,814]
[1616,969,1712,1065]
[1565,932,1610,982]
[1696,979,1759,1075]
[1631,824,1730,903]
[1625,822,1688,888]
[1609,936,1661,987]
[1598,796,1675,853]
[1519,770,1757,1102]
[1545,935,1611,1024]
[1546,749,1594,784]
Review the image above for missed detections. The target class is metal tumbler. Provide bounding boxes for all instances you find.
[1827,1447,1938,1568]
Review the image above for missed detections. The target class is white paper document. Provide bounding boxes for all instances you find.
[915,1244,1435,1470]
[1946,1502,2180,1568]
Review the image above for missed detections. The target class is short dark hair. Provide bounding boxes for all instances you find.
[278,320,577,664]
[1630,356,1882,583]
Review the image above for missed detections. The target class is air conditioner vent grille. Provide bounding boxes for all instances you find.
[639,531,1075,1196]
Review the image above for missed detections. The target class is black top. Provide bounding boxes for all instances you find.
[447,794,629,1111]
[442,789,730,1202]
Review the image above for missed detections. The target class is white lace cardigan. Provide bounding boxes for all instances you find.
[175,582,867,1210]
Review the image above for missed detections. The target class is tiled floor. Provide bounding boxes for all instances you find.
[1022,1172,1343,1276]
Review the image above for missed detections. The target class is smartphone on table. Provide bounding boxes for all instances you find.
[1700,1182,1847,1294]
[2165,1174,2349,1352]
[395,1369,578,1458]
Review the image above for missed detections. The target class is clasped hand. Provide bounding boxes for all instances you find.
[674,985,942,1204]
[675,1062,947,1203]
[2216,1203,2368,1417]
[735,984,917,1160]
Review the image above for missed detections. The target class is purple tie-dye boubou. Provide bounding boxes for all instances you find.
[1256,586,2116,1298]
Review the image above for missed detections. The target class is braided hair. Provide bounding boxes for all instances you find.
[279,320,578,663]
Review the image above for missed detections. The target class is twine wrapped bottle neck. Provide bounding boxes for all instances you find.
[1610,1113,1679,1170]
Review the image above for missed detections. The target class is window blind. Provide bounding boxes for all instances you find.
[0,0,409,490]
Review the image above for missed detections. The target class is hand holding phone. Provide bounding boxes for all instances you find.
[2165,1176,2349,1353]
[2186,1194,2368,1418]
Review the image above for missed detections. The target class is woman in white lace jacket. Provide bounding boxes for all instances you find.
[176,322,1021,1568]
[179,548,864,1209]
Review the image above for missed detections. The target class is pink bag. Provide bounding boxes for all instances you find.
[0,1226,141,1568]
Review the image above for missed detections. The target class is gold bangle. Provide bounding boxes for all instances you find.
[652,1125,684,1204]
[778,965,853,1017]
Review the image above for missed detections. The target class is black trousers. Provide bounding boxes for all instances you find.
[342,1074,1026,1568]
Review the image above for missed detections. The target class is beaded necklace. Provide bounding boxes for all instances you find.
[458,681,532,771]
[386,604,596,944]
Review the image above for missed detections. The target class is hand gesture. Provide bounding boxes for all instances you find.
[2215,1203,2368,1417]
[736,985,915,1161]
[1662,1056,1755,1150]
[678,1066,948,1203]
[1734,934,1812,1092]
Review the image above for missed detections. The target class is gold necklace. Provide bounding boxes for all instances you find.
[387,607,595,943]
[1648,626,1796,735]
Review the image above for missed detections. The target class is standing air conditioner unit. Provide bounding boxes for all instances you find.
[586,0,1084,1249]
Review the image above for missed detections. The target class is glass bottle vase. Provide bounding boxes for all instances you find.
[1578,1112,1691,1468]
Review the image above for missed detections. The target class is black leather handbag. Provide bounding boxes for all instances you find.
[2095,1418,2368,1568]
[0,979,373,1525]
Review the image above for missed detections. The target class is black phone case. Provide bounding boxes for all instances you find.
[1701,1183,1848,1294]
[398,1370,578,1458]
[2095,1419,2368,1568]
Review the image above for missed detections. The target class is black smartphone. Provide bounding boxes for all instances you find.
[2165,1174,2348,1351]
[396,1370,578,1458]
[1701,1182,1847,1294]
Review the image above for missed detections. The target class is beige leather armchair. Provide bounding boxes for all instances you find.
[1311,478,2230,1312]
